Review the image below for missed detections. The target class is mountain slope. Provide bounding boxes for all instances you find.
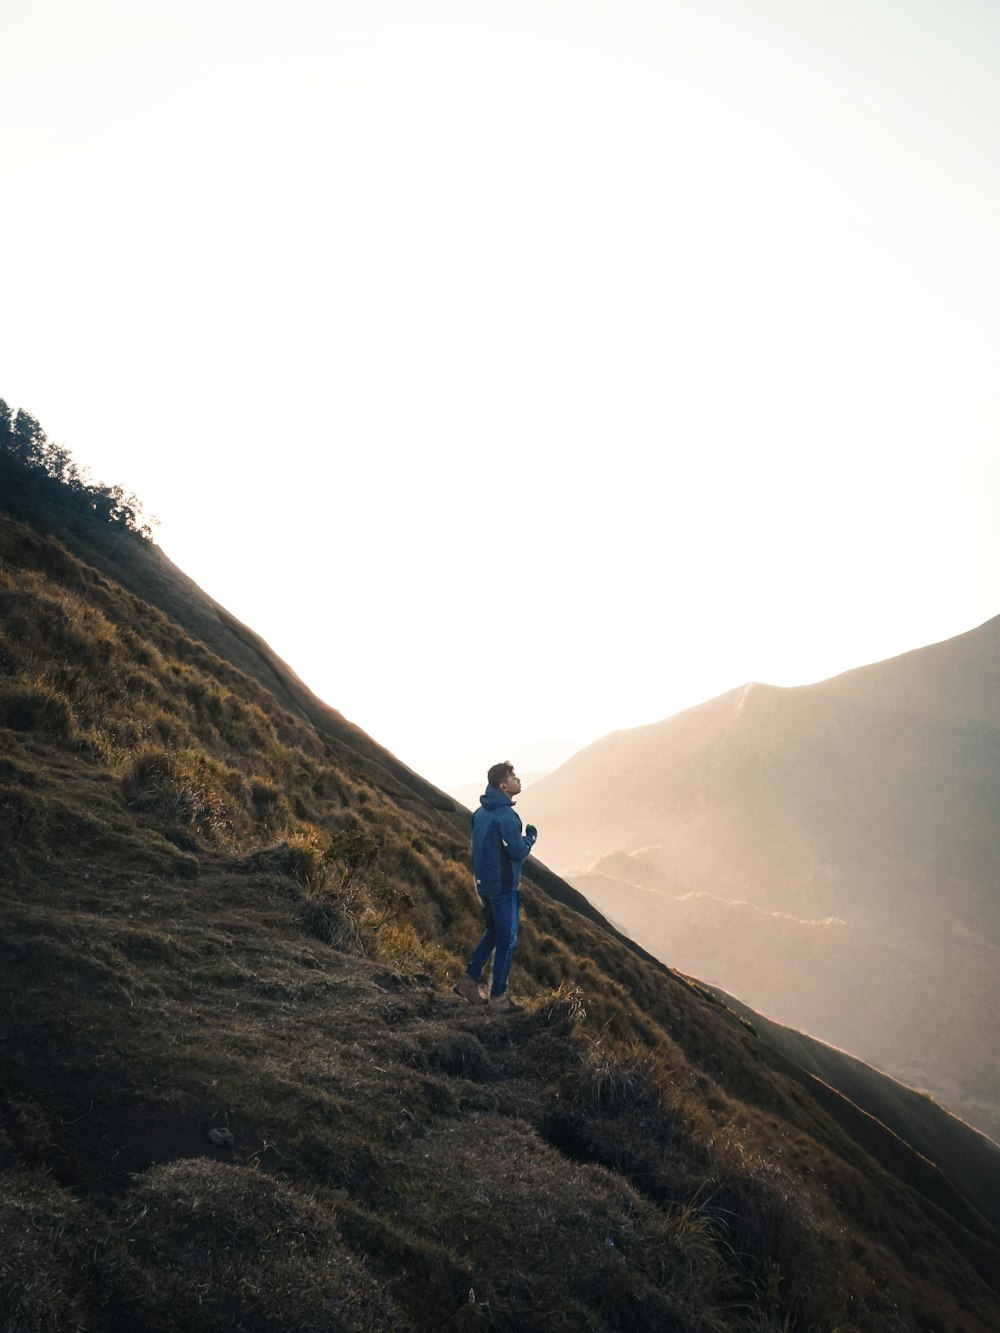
[3,506,1000,1329]
[526,619,1000,1141]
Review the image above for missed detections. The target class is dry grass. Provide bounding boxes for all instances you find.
[0,1170,92,1333]
[2,509,1000,1331]
[99,1159,406,1332]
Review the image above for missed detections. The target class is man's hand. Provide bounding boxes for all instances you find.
[525,824,538,845]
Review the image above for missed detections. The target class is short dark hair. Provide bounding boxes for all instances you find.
[487,760,516,788]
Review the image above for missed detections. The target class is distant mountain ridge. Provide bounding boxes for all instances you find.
[526,616,1000,1141]
[814,613,1000,721]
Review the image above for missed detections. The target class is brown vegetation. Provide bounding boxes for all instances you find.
[2,508,1000,1330]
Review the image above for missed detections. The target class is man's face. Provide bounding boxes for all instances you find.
[499,770,522,798]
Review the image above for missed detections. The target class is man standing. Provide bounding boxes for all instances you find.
[454,760,537,1013]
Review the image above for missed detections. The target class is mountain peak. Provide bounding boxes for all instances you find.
[527,613,1000,1148]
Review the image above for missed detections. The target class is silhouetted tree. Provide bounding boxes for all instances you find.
[0,398,12,454]
[0,396,155,541]
[40,439,82,489]
[11,409,46,468]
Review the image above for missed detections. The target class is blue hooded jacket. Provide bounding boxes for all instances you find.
[472,786,535,898]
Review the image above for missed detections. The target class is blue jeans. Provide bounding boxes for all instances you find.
[466,890,520,998]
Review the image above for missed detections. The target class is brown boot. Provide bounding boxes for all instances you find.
[488,992,522,1014]
[454,975,486,1005]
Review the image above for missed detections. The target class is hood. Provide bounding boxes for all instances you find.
[479,787,513,811]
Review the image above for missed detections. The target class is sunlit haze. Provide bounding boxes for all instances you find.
[3,1,999,795]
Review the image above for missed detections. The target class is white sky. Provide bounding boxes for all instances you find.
[2,0,999,794]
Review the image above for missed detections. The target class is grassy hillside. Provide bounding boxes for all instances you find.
[3,510,1000,1331]
[526,633,1000,1142]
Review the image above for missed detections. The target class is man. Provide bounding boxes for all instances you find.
[454,760,537,1013]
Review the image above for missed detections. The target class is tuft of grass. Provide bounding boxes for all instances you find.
[121,744,252,847]
[304,897,365,954]
[385,1110,703,1332]
[0,1170,93,1333]
[100,1159,408,1332]
[570,1036,666,1115]
[0,680,73,739]
[525,980,588,1035]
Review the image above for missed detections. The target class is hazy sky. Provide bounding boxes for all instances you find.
[3,0,999,793]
